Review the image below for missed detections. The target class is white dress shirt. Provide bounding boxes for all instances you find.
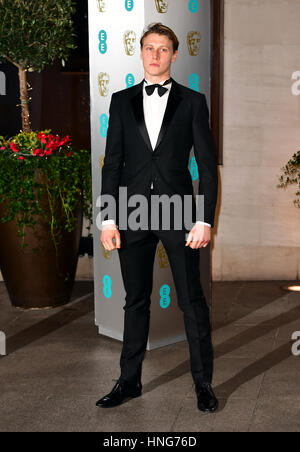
[102,77,211,228]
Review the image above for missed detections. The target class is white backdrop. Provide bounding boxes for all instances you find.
[88,0,212,349]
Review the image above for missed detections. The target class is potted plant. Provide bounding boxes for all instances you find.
[277,151,300,208]
[0,1,93,309]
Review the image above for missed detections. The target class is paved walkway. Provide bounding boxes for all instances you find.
[0,280,300,432]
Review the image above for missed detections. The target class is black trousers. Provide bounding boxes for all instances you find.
[117,187,214,385]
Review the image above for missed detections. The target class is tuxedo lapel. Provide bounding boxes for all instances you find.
[130,80,153,153]
[154,78,182,151]
[130,77,183,154]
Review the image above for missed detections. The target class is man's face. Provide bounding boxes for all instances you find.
[140,33,178,79]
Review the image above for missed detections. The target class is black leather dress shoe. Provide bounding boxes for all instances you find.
[96,379,142,408]
[195,382,219,413]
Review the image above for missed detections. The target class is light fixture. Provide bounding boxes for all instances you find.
[281,285,300,292]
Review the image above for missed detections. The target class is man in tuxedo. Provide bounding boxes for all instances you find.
[96,23,218,413]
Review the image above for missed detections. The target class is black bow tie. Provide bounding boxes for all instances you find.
[145,78,172,97]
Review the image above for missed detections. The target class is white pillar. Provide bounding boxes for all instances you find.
[88,0,212,349]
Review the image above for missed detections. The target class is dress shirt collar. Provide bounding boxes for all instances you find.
[143,77,172,90]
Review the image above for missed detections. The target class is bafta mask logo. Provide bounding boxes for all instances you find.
[98,72,109,97]
[99,155,105,170]
[157,244,169,269]
[101,242,112,259]
[97,0,106,12]
[155,0,168,13]
[124,30,136,56]
[187,31,201,56]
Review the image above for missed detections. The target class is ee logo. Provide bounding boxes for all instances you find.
[291,331,300,356]
[291,72,300,95]
[189,156,199,181]
[125,0,134,11]
[126,73,135,88]
[98,30,107,54]
[189,73,200,92]
[100,114,108,138]
[188,0,199,13]
[160,284,171,309]
[103,275,112,298]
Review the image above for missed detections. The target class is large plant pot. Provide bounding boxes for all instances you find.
[0,190,83,309]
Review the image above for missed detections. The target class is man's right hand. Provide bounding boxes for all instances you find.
[100,225,121,251]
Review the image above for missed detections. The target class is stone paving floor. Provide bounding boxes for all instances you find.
[0,279,300,432]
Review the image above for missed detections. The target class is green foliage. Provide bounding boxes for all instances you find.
[0,0,77,70]
[0,130,93,255]
[277,151,300,208]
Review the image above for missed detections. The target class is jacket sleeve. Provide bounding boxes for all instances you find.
[192,94,218,228]
[100,93,124,222]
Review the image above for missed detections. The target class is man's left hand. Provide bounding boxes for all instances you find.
[185,224,211,249]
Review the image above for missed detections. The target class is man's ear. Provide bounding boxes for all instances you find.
[171,50,178,63]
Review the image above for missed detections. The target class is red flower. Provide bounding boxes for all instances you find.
[67,151,72,157]
[33,148,44,157]
[17,156,25,160]
[0,146,5,150]
[10,142,19,152]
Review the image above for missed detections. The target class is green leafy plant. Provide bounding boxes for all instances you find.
[0,0,77,131]
[277,151,300,208]
[0,131,92,257]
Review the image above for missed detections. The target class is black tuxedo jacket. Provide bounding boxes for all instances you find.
[100,77,218,228]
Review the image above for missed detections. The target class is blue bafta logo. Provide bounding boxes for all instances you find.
[126,74,135,88]
[100,114,109,138]
[125,0,134,11]
[189,73,200,92]
[189,156,199,181]
[103,275,112,298]
[160,284,171,309]
[98,30,107,54]
[188,0,199,13]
